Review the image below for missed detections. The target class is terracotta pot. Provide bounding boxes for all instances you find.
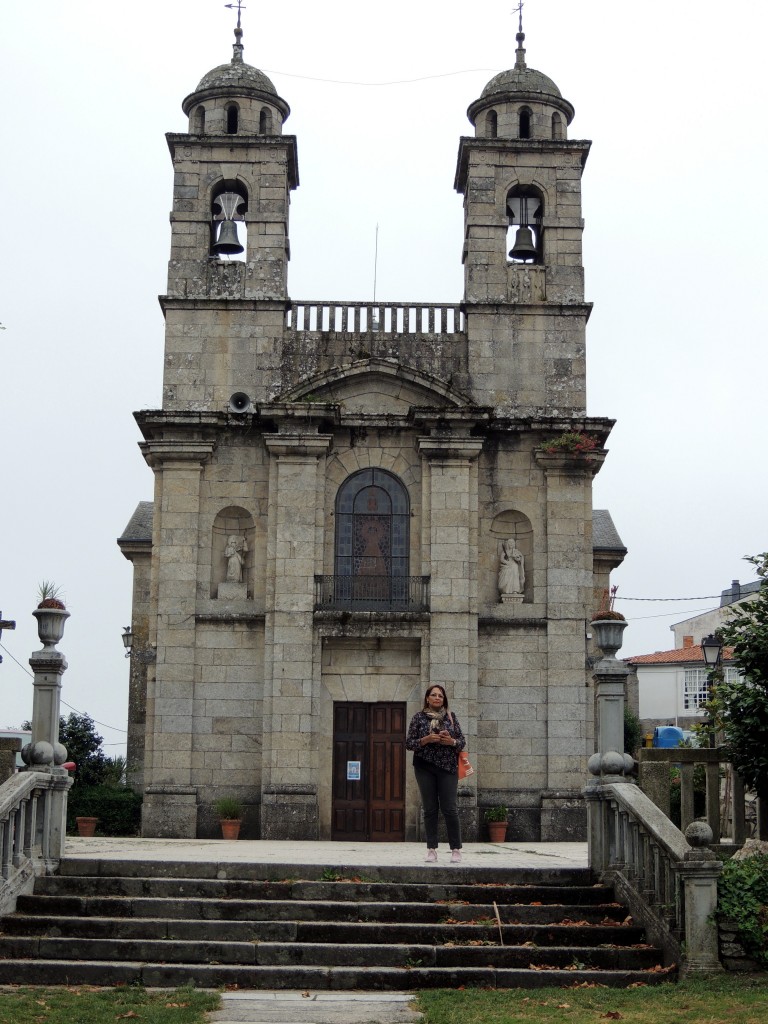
[220,819,241,840]
[76,816,98,837]
[487,821,508,843]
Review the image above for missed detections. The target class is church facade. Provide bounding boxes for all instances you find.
[118,21,626,841]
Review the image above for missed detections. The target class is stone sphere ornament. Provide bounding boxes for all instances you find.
[29,740,54,765]
[53,742,69,765]
[601,750,625,776]
[685,820,714,848]
[587,752,603,776]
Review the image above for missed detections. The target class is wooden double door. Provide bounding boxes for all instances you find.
[332,702,406,841]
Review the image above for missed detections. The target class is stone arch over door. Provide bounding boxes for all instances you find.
[210,506,255,598]
[488,511,534,604]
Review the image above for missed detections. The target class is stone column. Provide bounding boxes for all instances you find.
[22,607,73,866]
[261,432,332,839]
[418,435,483,840]
[140,439,215,838]
[586,616,634,872]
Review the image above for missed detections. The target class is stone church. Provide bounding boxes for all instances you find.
[118,18,626,841]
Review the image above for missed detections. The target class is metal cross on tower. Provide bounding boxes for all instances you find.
[0,612,16,665]
[513,1,524,33]
[225,0,246,28]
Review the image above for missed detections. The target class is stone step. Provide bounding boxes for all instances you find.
[0,935,663,970]
[57,860,595,888]
[13,895,628,925]
[0,959,676,990]
[0,918,647,952]
[0,860,673,990]
[32,875,613,906]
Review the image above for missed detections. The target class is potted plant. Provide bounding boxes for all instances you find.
[591,586,627,655]
[75,816,99,837]
[484,805,509,843]
[538,431,599,456]
[33,581,70,647]
[215,797,243,840]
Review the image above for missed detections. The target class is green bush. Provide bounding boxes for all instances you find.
[718,854,768,967]
[623,706,642,755]
[67,785,142,836]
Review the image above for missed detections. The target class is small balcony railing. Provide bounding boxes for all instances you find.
[287,302,465,336]
[314,575,430,612]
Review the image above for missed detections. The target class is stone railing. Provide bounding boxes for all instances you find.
[638,748,765,847]
[287,302,465,336]
[587,781,722,975]
[586,616,723,975]
[314,575,430,612]
[0,770,71,915]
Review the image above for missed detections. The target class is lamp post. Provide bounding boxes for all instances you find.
[700,633,723,748]
[121,626,133,658]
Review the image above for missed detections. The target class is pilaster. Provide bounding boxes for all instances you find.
[261,431,332,839]
[139,439,215,837]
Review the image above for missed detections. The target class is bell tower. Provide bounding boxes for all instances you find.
[455,16,590,416]
[162,18,298,411]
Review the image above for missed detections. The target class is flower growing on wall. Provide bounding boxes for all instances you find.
[539,431,599,455]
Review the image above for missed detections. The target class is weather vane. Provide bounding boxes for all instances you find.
[225,1,246,29]
[513,1,524,33]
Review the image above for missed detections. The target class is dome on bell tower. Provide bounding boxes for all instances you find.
[182,23,290,133]
[467,24,574,140]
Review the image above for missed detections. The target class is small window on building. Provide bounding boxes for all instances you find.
[195,106,206,135]
[684,666,742,710]
[259,107,273,134]
[519,106,532,139]
[226,104,239,134]
[551,112,563,140]
[485,110,498,139]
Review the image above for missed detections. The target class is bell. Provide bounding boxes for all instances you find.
[508,225,537,262]
[212,219,244,256]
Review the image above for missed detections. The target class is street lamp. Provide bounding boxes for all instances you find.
[700,633,723,747]
[121,626,133,658]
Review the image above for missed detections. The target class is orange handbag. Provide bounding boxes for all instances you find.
[458,749,474,779]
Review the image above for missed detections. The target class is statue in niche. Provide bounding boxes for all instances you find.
[498,538,525,600]
[224,535,248,584]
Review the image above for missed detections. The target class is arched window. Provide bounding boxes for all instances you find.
[334,469,410,607]
[551,112,563,141]
[210,181,248,261]
[506,185,544,264]
[485,109,498,139]
[259,107,273,134]
[519,106,532,139]
[195,106,206,135]
[226,104,239,134]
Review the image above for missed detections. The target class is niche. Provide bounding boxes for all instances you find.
[489,511,533,605]
[211,506,255,600]
[210,180,248,261]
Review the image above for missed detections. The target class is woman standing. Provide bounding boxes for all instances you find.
[406,685,465,863]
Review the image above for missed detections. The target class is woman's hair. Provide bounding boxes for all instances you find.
[423,685,449,710]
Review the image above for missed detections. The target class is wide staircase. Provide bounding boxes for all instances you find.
[0,858,675,989]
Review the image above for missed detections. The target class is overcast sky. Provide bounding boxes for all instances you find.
[2,0,766,754]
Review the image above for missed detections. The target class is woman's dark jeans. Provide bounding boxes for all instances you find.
[413,759,462,849]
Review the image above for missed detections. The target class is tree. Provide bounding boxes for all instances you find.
[709,552,768,800]
[24,712,110,788]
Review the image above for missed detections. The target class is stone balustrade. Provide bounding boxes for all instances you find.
[287,301,465,336]
[0,770,71,915]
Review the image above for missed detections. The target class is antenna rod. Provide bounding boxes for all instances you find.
[373,223,379,303]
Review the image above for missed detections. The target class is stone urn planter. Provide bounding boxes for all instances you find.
[591,616,628,658]
[33,581,70,647]
[75,816,98,837]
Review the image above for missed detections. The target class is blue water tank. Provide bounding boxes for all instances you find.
[653,726,684,748]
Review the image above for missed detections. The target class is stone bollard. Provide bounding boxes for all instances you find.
[679,821,724,975]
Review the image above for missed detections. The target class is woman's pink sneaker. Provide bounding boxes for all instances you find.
[450,849,462,864]
[425,849,437,863]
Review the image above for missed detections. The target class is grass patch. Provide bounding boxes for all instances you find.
[416,974,768,1024]
[0,985,220,1024]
